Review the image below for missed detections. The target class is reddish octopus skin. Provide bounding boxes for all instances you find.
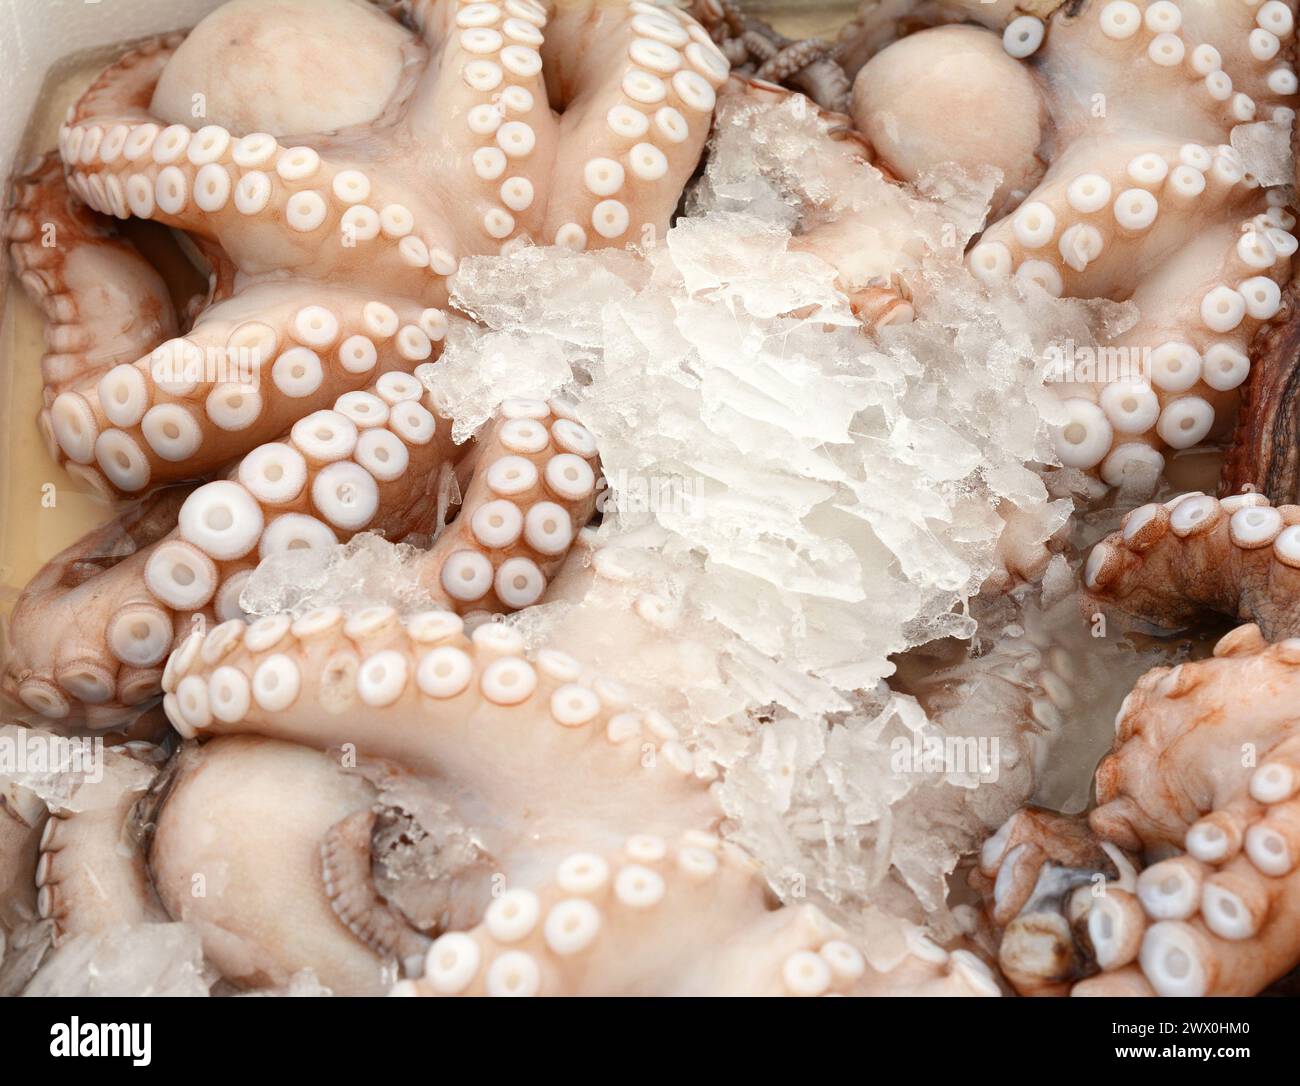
[1083,490,1300,638]
[981,625,1300,996]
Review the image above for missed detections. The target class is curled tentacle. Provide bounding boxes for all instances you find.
[417,401,602,614]
[688,0,851,111]
[42,288,451,497]
[6,370,459,723]
[5,153,179,460]
[1083,491,1300,638]
[981,632,1300,996]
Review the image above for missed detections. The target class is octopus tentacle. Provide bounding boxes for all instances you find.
[539,0,727,250]
[5,374,458,723]
[159,603,718,844]
[71,32,184,125]
[148,735,390,993]
[688,0,851,111]
[62,4,446,298]
[35,746,166,941]
[1079,215,1292,483]
[982,630,1300,996]
[59,116,451,300]
[4,489,188,723]
[851,5,1299,484]
[404,0,558,247]
[973,806,1135,995]
[419,400,601,613]
[45,285,451,496]
[5,154,178,417]
[1222,279,1300,502]
[1083,490,1300,637]
[0,754,46,935]
[400,838,1001,996]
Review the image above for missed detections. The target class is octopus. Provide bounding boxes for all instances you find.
[850,0,1300,997]
[977,626,1300,996]
[845,0,1298,489]
[136,574,1009,996]
[2,0,729,726]
[2,0,1300,1000]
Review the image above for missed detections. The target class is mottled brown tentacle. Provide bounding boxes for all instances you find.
[1222,279,1300,503]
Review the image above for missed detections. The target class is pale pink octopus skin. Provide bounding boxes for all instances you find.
[848,0,1299,489]
[980,624,1300,996]
[112,562,1003,998]
[0,1,994,996]
[3,369,602,727]
[2,0,728,725]
[5,553,1013,997]
[1,772,46,974]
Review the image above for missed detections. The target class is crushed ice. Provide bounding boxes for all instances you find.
[22,923,212,997]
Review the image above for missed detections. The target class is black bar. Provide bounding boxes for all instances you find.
[2,994,1291,1072]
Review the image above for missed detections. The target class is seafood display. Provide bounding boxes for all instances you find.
[1,0,1298,1000]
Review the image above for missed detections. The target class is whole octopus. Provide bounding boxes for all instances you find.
[1,0,1298,999]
